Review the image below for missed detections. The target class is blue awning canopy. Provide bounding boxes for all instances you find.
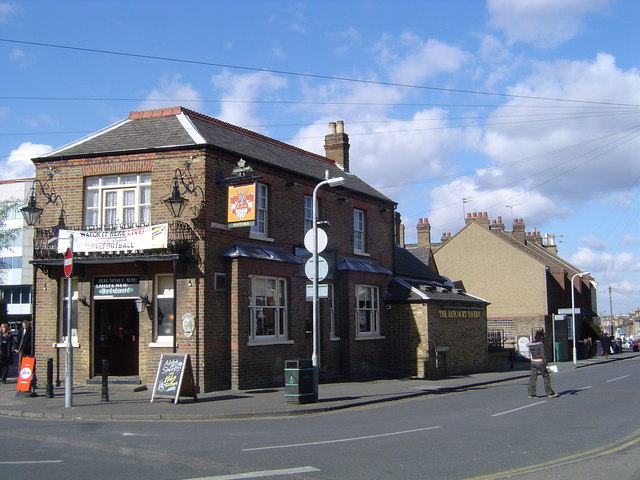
[222,242,303,264]
[337,258,392,274]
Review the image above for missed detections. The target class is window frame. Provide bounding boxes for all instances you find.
[354,208,366,253]
[151,274,175,346]
[249,275,288,342]
[355,284,380,337]
[250,183,268,236]
[84,173,151,228]
[57,277,79,345]
[304,195,314,233]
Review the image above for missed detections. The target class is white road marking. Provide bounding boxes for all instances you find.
[607,375,630,383]
[0,460,62,465]
[492,401,546,417]
[180,466,320,479]
[243,425,441,451]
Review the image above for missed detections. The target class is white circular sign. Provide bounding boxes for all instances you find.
[305,256,329,281]
[304,228,328,254]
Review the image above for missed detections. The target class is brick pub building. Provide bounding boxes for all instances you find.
[28,107,400,391]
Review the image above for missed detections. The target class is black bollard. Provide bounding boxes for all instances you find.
[101,359,110,402]
[46,358,54,398]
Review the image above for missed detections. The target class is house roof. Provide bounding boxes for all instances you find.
[38,106,393,203]
[394,245,443,282]
[385,277,489,305]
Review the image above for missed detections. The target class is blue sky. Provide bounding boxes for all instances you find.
[1,0,639,315]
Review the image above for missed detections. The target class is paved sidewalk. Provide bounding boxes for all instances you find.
[0,353,636,421]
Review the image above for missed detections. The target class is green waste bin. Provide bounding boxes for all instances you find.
[284,359,317,404]
[554,342,568,362]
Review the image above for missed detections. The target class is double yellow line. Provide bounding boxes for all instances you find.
[463,428,640,479]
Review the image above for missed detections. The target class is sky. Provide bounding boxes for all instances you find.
[1,0,639,315]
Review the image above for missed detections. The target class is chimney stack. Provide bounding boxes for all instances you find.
[512,218,526,242]
[324,120,350,172]
[489,215,505,231]
[416,218,432,247]
[465,211,491,227]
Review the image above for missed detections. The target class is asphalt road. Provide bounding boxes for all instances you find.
[2,358,639,480]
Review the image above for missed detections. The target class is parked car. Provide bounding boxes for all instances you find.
[630,340,640,352]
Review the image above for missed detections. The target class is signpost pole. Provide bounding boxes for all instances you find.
[64,245,73,408]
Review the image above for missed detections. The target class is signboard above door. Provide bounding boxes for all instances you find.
[93,276,140,299]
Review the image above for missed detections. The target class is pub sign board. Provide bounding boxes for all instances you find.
[150,354,197,404]
[93,276,140,299]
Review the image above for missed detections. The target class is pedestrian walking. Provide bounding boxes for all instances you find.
[14,320,33,367]
[528,330,558,398]
[0,323,13,383]
[601,334,611,358]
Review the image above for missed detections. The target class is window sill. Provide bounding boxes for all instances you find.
[355,335,385,341]
[330,336,341,341]
[149,340,174,348]
[353,250,370,257]
[249,233,275,243]
[248,339,294,346]
[54,340,80,348]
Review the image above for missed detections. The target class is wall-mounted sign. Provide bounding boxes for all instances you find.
[58,224,168,253]
[438,309,482,318]
[228,183,256,228]
[182,312,195,338]
[94,276,140,299]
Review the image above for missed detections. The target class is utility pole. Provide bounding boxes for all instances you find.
[609,286,614,336]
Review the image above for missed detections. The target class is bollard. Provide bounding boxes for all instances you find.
[101,359,110,402]
[46,358,54,398]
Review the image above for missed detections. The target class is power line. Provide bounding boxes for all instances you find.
[1,37,639,108]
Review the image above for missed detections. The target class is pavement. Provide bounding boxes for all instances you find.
[0,352,637,421]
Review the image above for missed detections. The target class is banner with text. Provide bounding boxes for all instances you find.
[57,223,169,253]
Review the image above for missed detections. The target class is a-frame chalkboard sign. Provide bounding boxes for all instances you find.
[150,353,197,404]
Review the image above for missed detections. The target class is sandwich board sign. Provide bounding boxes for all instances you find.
[150,354,197,404]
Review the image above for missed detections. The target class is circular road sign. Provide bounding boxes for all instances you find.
[305,256,329,282]
[64,247,73,277]
[304,228,328,254]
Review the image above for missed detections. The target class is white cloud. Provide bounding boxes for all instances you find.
[581,235,608,251]
[2,142,52,180]
[570,247,640,273]
[138,74,203,112]
[210,70,287,130]
[374,34,467,84]
[487,0,613,48]
[0,2,18,23]
[482,53,640,201]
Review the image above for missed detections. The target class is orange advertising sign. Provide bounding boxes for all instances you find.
[16,356,35,392]
[228,183,256,228]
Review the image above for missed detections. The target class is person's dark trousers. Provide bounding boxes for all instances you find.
[0,362,8,383]
[528,363,555,396]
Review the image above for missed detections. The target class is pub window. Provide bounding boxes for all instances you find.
[355,284,379,336]
[354,209,366,253]
[304,195,313,233]
[249,275,287,341]
[154,275,174,342]
[84,173,151,228]
[249,183,268,236]
[58,277,79,343]
[214,272,226,291]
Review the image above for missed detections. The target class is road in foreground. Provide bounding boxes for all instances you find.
[2,358,639,480]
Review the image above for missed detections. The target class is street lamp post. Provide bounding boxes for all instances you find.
[571,271,590,365]
[311,174,345,374]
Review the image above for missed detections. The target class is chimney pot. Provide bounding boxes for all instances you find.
[328,122,336,134]
[336,120,344,133]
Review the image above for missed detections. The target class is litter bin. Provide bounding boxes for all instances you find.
[554,342,568,362]
[284,359,317,404]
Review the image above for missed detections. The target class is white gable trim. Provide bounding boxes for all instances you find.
[177,112,207,144]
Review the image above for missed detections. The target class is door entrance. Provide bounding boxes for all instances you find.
[94,299,139,376]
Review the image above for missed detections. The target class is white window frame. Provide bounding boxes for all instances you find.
[354,209,366,253]
[56,277,79,347]
[249,275,289,342]
[84,173,151,228]
[150,274,174,347]
[355,284,380,337]
[304,195,313,233]
[250,183,268,237]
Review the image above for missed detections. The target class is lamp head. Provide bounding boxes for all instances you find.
[326,176,345,187]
